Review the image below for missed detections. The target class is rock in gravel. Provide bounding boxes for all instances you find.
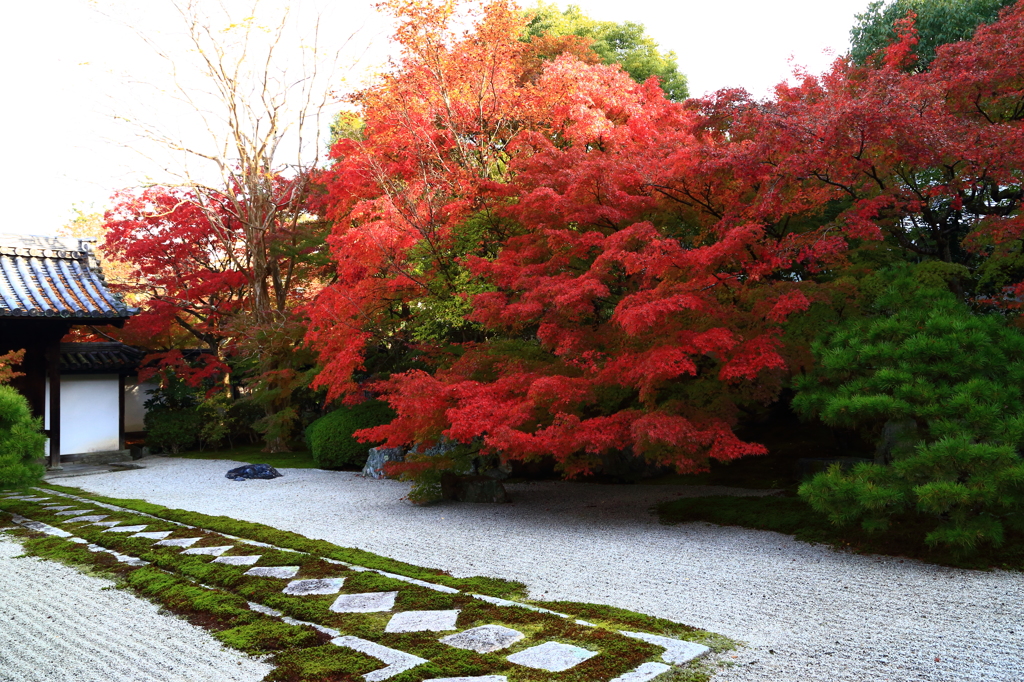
[225,463,282,481]
[362,447,405,479]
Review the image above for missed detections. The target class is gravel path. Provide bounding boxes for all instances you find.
[0,532,271,682]
[69,457,1024,682]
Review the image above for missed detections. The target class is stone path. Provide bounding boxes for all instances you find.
[63,457,1024,682]
[0,491,710,682]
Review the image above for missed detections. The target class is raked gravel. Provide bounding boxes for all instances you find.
[66,456,1024,682]
[0,533,271,682]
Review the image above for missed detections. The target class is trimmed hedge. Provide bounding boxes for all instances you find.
[304,401,395,469]
[145,408,202,454]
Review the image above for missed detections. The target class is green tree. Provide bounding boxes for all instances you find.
[849,0,1015,68]
[523,2,688,100]
[0,385,46,489]
[793,266,1024,551]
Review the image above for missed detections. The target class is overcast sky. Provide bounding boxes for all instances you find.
[0,0,872,236]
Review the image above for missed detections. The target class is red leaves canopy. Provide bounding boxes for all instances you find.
[309,0,1024,476]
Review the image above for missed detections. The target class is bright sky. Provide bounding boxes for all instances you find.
[0,0,872,236]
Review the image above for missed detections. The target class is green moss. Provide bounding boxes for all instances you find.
[267,644,380,682]
[215,620,320,653]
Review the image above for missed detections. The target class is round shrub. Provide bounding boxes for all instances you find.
[0,385,46,489]
[305,401,395,469]
[145,408,202,454]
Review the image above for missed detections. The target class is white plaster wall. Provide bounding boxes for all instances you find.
[58,375,120,455]
[124,378,158,432]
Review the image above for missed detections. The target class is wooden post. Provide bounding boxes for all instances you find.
[46,340,61,470]
[118,373,126,451]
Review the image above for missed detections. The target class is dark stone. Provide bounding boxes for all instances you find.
[225,463,283,481]
[362,447,406,479]
[440,473,511,503]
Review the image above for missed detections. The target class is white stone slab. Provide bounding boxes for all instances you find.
[610,662,672,682]
[281,616,342,638]
[213,554,262,566]
[424,677,508,682]
[283,578,346,595]
[506,642,597,672]
[440,624,524,653]
[621,632,710,664]
[43,506,76,511]
[247,602,283,617]
[92,522,121,528]
[154,537,202,548]
[132,531,174,540]
[245,565,300,579]
[11,515,73,538]
[330,635,427,681]
[7,496,48,502]
[102,525,149,534]
[182,545,233,556]
[375,570,461,594]
[54,509,93,516]
[40,503,68,508]
[329,591,398,613]
[470,594,568,618]
[385,609,460,633]
[65,515,108,524]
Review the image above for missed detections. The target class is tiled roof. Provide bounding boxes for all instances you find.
[0,234,134,319]
[60,343,145,373]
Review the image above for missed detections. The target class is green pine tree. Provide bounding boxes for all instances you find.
[793,265,1024,551]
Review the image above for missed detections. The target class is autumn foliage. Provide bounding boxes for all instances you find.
[305,0,1024,491]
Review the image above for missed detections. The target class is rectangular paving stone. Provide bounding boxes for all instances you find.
[440,624,524,653]
[65,515,108,524]
[621,632,710,664]
[7,497,49,502]
[245,565,300,579]
[329,591,397,613]
[132,531,174,540]
[281,616,341,638]
[54,510,93,516]
[283,578,345,595]
[154,537,202,548]
[102,525,149,534]
[330,635,427,681]
[610,662,672,682]
[181,545,233,556]
[247,602,283,617]
[41,506,75,511]
[92,522,121,528]
[213,554,262,566]
[506,642,598,672]
[385,609,460,633]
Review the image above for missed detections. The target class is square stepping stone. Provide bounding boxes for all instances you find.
[54,509,93,516]
[102,525,149,534]
[506,642,598,672]
[283,578,346,596]
[154,537,202,548]
[385,609,460,633]
[92,521,121,528]
[182,545,233,556]
[132,531,173,540]
[213,554,262,566]
[440,624,524,653]
[610,662,672,682]
[424,677,508,682]
[621,632,710,664]
[65,515,108,524]
[245,565,300,579]
[329,591,397,613]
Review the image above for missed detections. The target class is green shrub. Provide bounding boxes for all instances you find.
[145,408,202,454]
[304,401,396,468]
[0,385,46,489]
[793,266,1024,551]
